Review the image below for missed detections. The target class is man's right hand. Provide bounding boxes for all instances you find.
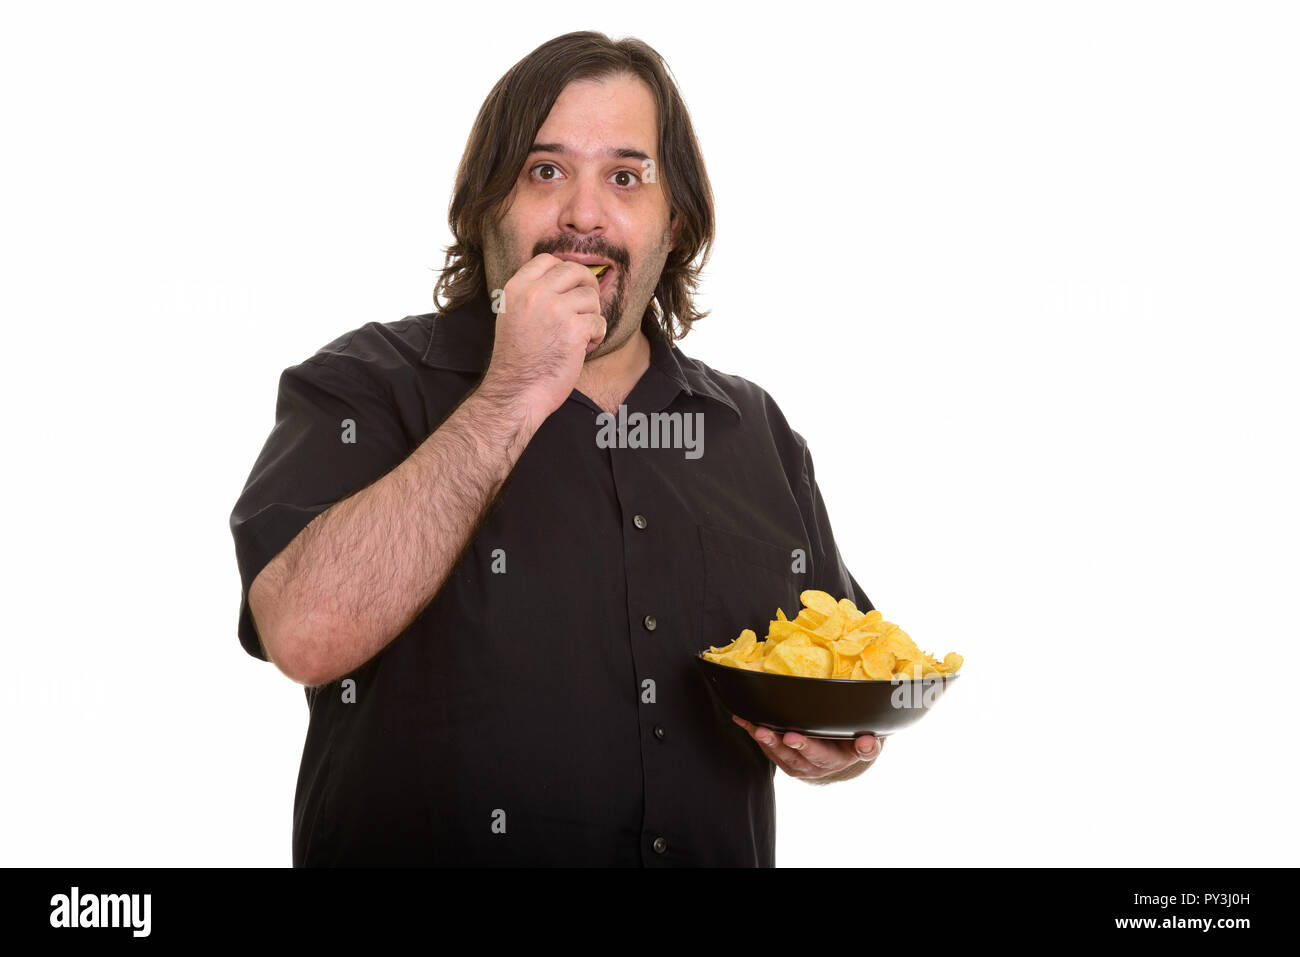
[479,253,606,425]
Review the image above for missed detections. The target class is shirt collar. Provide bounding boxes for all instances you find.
[422,290,741,419]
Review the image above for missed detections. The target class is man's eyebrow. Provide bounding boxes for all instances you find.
[529,142,652,162]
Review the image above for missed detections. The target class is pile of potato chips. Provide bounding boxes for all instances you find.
[701,590,963,680]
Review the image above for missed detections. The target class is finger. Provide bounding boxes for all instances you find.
[541,257,601,295]
[750,726,816,775]
[513,252,569,284]
[733,715,769,742]
[734,719,818,777]
[854,735,883,762]
[578,310,606,352]
[783,732,857,771]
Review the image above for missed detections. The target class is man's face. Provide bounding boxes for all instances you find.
[483,73,676,360]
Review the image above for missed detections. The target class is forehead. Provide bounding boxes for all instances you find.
[535,74,658,154]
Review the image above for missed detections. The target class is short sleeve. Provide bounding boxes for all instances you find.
[794,440,874,612]
[229,356,416,661]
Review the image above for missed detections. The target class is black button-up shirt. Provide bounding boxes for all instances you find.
[230,291,872,866]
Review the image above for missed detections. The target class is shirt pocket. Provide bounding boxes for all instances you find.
[697,524,801,652]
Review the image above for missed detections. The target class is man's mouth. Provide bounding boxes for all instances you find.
[545,249,618,287]
[586,263,615,289]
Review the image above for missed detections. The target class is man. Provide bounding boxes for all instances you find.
[230,31,881,867]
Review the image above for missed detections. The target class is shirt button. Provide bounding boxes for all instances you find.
[653,837,667,854]
[654,724,665,740]
[643,615,657,632]
[633,514,648,530]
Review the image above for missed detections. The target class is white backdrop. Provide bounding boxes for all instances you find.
[2,0,1295,867]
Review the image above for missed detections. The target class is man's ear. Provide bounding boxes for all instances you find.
[668,210,682,252]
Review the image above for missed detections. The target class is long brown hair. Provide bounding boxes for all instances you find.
[433,32,715,340]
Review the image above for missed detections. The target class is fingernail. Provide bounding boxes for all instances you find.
[787,738,804,750]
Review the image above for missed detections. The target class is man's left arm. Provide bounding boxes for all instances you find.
[732,439,883,782]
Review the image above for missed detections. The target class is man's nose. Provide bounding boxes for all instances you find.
[557,171,607,235]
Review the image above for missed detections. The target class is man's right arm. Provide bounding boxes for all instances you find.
[248,383,534,687]
[248,254,606,687]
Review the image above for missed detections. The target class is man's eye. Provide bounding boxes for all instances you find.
[532,163,561,181]
[612,169,639,188]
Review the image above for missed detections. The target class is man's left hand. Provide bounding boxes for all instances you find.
[733,715,882,782]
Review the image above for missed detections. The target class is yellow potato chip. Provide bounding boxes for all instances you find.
[832,647,859,677]
[876,628,923,662]
[733,628,757,650]
[768,620,816,642]
[807,632,838,652]
[800,590,839,617]
[832,634,868,657]
[813,606,847,638]
[837,598,865,625]
[794,608,826,630]
[894,659,926,679]
[777,631,812,650]
[704,637,737,656]
[846,609,884,633]
[860,645,896,680]
[765,642,833,678]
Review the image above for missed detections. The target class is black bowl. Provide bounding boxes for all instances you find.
[696,657,959,739]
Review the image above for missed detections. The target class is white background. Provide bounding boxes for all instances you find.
[2,0,1296,867]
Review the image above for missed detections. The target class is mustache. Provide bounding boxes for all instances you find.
[532,236,629,271]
